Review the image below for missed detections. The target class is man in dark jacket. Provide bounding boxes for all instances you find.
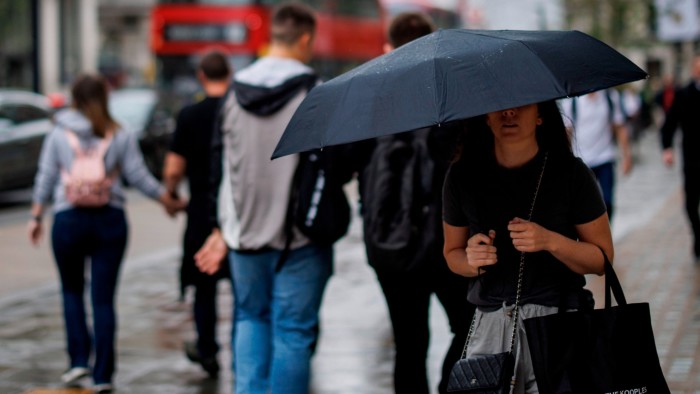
[359,12,474,394]
[162,50,231,378]
[194,4,331,393]
[661,54,700,260]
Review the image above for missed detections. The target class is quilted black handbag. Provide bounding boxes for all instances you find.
[447,154,547,393]
[447,352,515,393]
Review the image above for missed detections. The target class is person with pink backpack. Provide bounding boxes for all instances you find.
[27,74,184,392]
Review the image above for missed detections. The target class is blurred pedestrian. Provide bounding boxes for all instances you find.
[617,84,654,142]
[654,74,678,116]
[660,54,700,260]
[633,80,656,138]
[443,101,613,393]
[560,89,633,220]
[194,3,331,393]
[162,49,232,378]
[27,74,184,393]
[356,12,473,394]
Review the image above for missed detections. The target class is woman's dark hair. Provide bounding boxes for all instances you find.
[535,100,572,154]
[454,100,572,162]
[71,74,118,138]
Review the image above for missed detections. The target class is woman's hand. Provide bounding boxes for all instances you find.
[466,230,497,270]
[508,214,612,276]
[28,203,44,247]
[508,217,551,253]
[158,191,187,217]
[443,223,494,277]
[28,218,42,247]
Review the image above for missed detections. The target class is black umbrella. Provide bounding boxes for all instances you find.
[272,29,647,159]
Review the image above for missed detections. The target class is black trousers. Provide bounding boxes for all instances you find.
[684,166,700,256]
[374,256,474,394]
[182,202,230,358]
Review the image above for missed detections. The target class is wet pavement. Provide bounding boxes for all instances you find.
[1,129,699,393]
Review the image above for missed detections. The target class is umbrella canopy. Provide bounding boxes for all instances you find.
[272,29,647,159]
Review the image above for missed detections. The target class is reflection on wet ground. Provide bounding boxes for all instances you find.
[0,214,405,394]
[6,132,700,392]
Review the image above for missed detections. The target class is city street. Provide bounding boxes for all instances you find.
[0,128,698,393]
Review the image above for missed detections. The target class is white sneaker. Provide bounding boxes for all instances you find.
[61,366,90,384]
[93,383,114,393]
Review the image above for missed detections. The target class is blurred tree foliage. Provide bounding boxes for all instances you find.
[563,0,657,48]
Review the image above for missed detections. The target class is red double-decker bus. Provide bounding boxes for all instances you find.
[150,0,386,104]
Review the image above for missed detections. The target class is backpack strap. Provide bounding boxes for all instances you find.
[95,130,113,158]
[605,90,615,124]
[98,130,118,179]
[64,129,113,155]
[63,128,117,178]
[64,129,83,155]
[275,153,305,272]
[61,130,83,181]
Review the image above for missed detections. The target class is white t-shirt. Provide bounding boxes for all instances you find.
[560,90,625,168]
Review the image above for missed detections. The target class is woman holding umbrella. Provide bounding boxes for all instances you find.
[442,100,613,392]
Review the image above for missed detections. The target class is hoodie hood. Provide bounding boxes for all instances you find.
[53,108,94,137]
[233,57,317,116]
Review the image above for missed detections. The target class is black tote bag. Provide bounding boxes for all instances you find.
[523,258,670,394]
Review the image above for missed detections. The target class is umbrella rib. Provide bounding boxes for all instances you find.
[514,40,568,98]
[432,29,443,124]
[466,30,567,100]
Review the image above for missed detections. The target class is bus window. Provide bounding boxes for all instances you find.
[337,0,381,18]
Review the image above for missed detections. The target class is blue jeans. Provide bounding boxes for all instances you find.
[51,207,128,385]
[591,161,615,219]
[229,244,333,394]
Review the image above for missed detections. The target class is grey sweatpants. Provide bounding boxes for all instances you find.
[466,303,559,394]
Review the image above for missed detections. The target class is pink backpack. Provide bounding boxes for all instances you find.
[62,130,116,207]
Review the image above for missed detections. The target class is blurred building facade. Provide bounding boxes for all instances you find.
[0,0,99,95]
[0,0,152,95]
[464,0,564,30]
[2,0,699,96]
[97,0,156,88]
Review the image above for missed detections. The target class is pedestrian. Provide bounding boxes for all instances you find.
[27,74,184,393]
[357,12,473,394]
[443,100,614,393]
[654,74,678,116]
[162,49,232,378]
[619,85,644,140]
[193,3,331,393]
[660,54,700,260]
[560,89,633,220]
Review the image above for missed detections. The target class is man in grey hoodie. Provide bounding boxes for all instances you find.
[194,3,327,393]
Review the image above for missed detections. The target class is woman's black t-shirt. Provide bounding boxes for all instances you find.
[442,149,606,309]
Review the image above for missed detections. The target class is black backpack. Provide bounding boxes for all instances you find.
[291,147,352,245]
[277,146,353,270]
[362,129,439,273]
